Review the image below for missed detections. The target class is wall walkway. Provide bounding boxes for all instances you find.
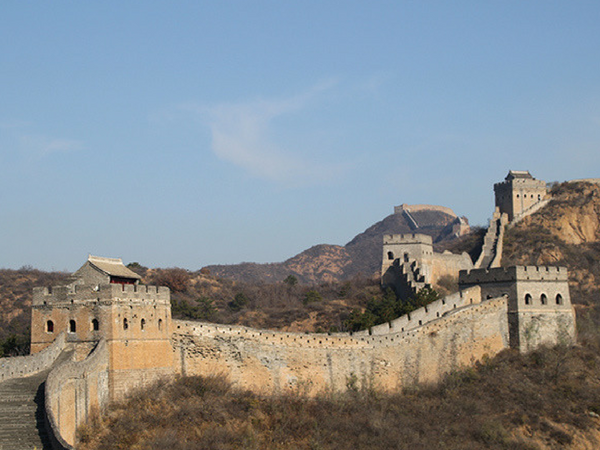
[0,333,67,383]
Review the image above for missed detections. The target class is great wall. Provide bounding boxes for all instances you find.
[0,170,577,449]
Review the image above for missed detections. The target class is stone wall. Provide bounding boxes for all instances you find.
[494,176,547,221]
[172,293,509,394]
[0,332,66,383]
[394,204,458,217]
[45,339,109,449]
[382,233,472,288]
[459,266,575,351]
[31,284,170,353]
[368,286,482,335]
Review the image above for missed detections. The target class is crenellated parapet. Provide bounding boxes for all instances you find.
[459,266,568,284]
[33,283,170,306]
[383,233,433,246]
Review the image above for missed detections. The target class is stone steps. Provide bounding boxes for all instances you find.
[0,347,76,450]
[0,370,52,450]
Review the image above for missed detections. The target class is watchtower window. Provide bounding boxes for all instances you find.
[556,294,563,305]
[69,320,76,333]
[387,251,394,260]
[92,318,99,331]
[123,318,129,330]
[524,294,532,305]
[541,294,548,305]
[141,318,146,331]
[158,319,163,331]
[46,320,54,333]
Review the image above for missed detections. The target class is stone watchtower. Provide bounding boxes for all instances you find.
[494,170,547,221]
[459,266,576,352]
[31,255,174,399]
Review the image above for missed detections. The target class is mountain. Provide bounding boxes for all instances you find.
[205,205,468,284]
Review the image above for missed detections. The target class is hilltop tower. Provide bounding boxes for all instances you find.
[31,255,174,399]
[494,170,547,221]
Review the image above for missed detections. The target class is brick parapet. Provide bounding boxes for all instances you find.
[371,286,482,335]
[383,233,433,245]
[45,339,109,449]
[459,266,568,285]
[33,283,170,306]
[173,287,486,348]
[0,333,67,382]
[493,177,546,190]
[393,204,457,217]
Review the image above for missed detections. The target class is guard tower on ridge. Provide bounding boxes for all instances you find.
[494,170,548,221]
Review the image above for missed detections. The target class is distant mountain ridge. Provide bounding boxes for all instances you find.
[205,205,468,284]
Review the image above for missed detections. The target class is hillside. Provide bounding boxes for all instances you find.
[206,206,467,284]
[502,181,600,306]
[78,340,600,450]
[0,269,70,356]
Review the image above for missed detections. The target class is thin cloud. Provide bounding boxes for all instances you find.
[20,135,84,156]
[196,81,348,186]
[0,120,31,130]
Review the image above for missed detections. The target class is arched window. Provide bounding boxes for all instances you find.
[524,294,532,305]
[91,318,99,331]
[123,318,129,330]
[387,251,394,260]
[556,294,563,305]
[141,318,146,331]
[47,320,54,333]
[541,293,548,305]
[158,318,163,331]
[69,320,76,333]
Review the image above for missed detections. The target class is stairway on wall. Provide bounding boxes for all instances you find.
[398,259,429,298]
[476,215,503,270]
[0,349,74,450]
[401,209,419,230]
[0,369,51,450]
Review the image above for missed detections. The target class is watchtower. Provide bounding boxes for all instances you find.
[494,170,547,221]
[31,255,174,399]
[458,266,576,352]
[382,233,434,279]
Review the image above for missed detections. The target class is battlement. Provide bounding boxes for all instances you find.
[393,204,457,217]
[494,178,546,188]
[383,233,433,245]
[459,266,568,285]
[33,283,170,306]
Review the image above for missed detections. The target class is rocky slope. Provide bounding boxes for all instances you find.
[502,181,600,306]
[206,206,467,284]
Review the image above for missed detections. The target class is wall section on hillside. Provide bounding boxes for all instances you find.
[45,339,109,449]
[172,297,509,394]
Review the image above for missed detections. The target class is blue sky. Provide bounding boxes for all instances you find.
[1,2,599,271]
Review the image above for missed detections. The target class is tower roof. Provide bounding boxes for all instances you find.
[72,255,142,282]
[505,170,534,180]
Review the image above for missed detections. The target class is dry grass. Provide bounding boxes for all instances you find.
[78,313,600,450]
